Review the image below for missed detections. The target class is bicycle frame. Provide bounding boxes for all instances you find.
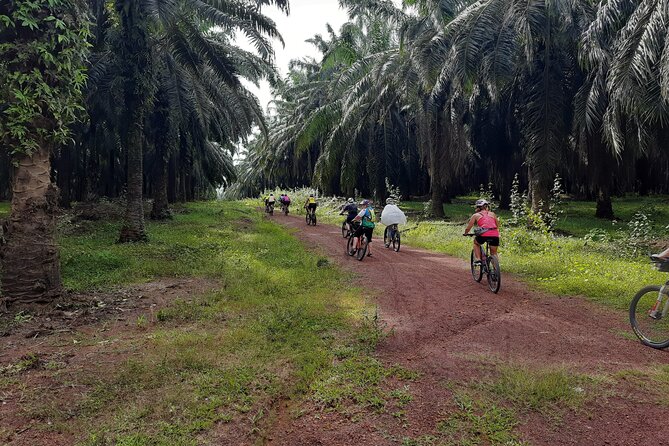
[649,282,669,319]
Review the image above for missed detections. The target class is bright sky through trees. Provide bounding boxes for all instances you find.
[242,0,350,110]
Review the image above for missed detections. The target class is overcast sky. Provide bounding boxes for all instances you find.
[240,0,351,110]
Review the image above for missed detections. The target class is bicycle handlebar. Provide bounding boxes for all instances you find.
[463,233,475,237]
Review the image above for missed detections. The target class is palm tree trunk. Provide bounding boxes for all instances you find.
[595,188,614,219]
[430,181,446,218]
[0,147,61,303]
[151,154,171,220]
[528,166,549,213]
[119,120,147,242]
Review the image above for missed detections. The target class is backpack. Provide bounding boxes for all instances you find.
[361,209,375,229]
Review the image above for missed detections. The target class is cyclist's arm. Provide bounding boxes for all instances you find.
[463,214,478,234]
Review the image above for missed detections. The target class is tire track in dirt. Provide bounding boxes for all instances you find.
[268,214,669,446]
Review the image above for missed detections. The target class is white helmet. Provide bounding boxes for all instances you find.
[347,198,354,203]
[475,199,489,208]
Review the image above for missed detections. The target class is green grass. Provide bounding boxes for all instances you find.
[5,201,413,445]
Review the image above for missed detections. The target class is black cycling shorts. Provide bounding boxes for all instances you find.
[354,225,373,241]
[475,235,499,247]
[307,203,317,211]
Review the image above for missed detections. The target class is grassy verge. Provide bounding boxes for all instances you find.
[2,201,416,445]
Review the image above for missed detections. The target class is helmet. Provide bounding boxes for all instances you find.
[309,193,314,197]
[360,199,370,206]
[347,198,354,203]
[475,199,488,208]
[270,193,274,196]
[386,198,395,205]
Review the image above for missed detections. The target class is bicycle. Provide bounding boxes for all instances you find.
[384,224,401,252]
[265,202,275,215]
[281,202,290,215]
[305,207,317,226]
[464,234,501,293]
[629,258,669,349]
[341,218,354,238]
[346,225,369,261]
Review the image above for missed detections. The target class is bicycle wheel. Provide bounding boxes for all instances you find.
[486,255,501,293]
[305,213,310,225]
[393,232,401,252]
[629,285,669,349]
[356,235,368,261]
[470,250,483,282]
[312,214,317,225]
[346,235,356,256]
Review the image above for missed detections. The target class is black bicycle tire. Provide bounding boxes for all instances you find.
[470,250,483,282]
[486,255,501,293]
[629,285,669,349]
[357,235,368,261]
[393,232,401,252]
[305,213,310,225]
[313,214,317,225]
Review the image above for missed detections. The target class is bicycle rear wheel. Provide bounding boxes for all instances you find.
[312,214,317,225]
[392,232,401,252]
[356,235,368,261]
[470,250,483,282]
[630,285,669,349]
[346,235,356,256]
[486,255,501,293]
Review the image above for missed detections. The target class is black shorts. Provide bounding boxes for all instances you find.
[307,203,317,211]
[354,225,373,241]
[475,235,499,247]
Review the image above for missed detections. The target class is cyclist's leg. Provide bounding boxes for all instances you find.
[473,236,483,261]
[366,227,373,255]
[489,237,500,256]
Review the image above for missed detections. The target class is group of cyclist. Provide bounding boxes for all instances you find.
[264,191,501,264]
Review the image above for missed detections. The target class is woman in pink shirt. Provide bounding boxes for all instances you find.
[463,199,500,263]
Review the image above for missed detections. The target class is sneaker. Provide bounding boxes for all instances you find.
[385,243,390,248]
[367,252,372,257]
[473,260,482,266]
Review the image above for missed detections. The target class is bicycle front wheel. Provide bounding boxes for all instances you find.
[486,255,501,293]
[630,285,669,349]
[470,251,483,282]
[393,232,401,252]
[357,236,368,261]
[305,213,310,225]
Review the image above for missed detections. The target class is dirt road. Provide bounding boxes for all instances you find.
[270,214,669,446]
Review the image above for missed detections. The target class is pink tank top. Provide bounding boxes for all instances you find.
[477,211,499,237]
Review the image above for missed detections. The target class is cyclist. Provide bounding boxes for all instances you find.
[380,198,407,247]
[351,199,376,257]
[282,193,291,212]
[339,198,358,229]
[265,193,276,213]
[304,193,318,218]
[463,198,499,264]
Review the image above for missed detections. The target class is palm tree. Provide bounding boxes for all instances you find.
[112,0,288,241]
[0,0,90,302]
[442,0,593,211]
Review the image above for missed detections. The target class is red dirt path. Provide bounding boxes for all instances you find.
[269,214,669,446]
